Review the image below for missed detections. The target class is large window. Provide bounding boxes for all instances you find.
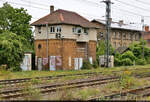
[113,42,116,48]
[118,32,121,39]
[84,28,88,35]
[113,32,116,39]
[76,27,82,34]
[38,26,41,34]
[56,26,61,33]
[50,26,55,33]
[123,33,126,40]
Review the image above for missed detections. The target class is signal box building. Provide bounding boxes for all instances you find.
[31,6,98,71]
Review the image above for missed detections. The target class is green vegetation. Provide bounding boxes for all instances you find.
[114,40,150,66]
[0,32,25,71]
[0,3,33,71]
[0,65,150,80]
[81,60,93,69]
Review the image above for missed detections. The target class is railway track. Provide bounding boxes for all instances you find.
[88,86,150,101]
[0,76,119,99]
[0,67,150,85]
[0,69,150,100]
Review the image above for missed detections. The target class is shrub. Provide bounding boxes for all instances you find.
[93,60,98,68]
[81,60,93,70]
[114,58,122,66]
[121,51,136,61]
[121,58,133,66]
[136,59,147,65]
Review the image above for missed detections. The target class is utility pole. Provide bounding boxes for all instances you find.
[46,23,49,69]
[102,0,113,68]
[141,16,145,59]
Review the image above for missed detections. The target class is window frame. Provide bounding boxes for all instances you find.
[50,26,55,33]
[38,26,41,34]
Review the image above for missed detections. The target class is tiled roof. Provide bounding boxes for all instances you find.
[115,46,129,54]
[31,9,98,28]
[92,19,142,31]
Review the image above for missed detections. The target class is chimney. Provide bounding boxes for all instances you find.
[119,20,123,26]
[145,25,149,32]
[50,5,54,13]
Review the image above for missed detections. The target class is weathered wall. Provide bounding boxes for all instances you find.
[34,24,97,42]
[35,39,96,70]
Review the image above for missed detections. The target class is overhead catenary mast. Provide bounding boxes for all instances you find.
[102,0,113,68]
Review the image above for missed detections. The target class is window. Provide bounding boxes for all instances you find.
[72,27,76,33]
[118,42,121,47]
[123,33,126,40]
[84,28,88,35]
[76,27,82,34]
[38,26,41,34]
[118,32,121,39]
[50,26,55,33]
[56,26,61,33]
[113,42,116,48]
[123,43,126,47]
[113,32,116,39]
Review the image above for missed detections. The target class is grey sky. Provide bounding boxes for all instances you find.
[0,0,150,29]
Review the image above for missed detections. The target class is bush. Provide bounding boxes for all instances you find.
[136,59,147,65]
[121,51,136,61]
[121,58,133,66]
[114,58,122,66]
[93,60,98,68]
[81,60,93,70]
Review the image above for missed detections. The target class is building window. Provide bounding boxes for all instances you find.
[123,33,126,40]
[113,42,116,48]
[38,26,41,34]
[123,43,126,47]
[50,26,55,33]
[72,27,76,33]
[56,26,61,33]
[76,27,82,34]
[113,32,116,39]
[118,32,121,39]
[84,28,88,35]
[118,42,121,47]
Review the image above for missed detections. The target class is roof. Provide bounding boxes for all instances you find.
[114,46,129,54]
[92,19,142,31]
[31,9,98,28]
[144,32,150,40]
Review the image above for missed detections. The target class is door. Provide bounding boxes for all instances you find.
[38,58,42,71]
[74,58,79,70]
[49,56,56,71]
[79,58,83,70]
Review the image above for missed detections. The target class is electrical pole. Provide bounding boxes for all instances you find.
[102,0,113,68]
[46,23,49,69]
[141,16,145,60]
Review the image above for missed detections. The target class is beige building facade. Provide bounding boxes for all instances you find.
[92,19,142,49]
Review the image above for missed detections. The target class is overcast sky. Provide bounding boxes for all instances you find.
[1,0,150,29]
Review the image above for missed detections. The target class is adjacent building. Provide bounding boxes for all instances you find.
[92,19,142,49]
[31,6,98,71]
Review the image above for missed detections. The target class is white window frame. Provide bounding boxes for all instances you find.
[84,28,88,35]
[76,27,82,34]
[38,26,41,34]
[50,26,55,33]
[56,26,61,33]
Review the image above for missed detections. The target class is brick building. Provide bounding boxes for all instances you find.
[143,26,150,47]
[31,6,98,71]
[92,19,142,49]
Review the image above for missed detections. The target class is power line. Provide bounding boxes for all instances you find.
[113,0,150,12]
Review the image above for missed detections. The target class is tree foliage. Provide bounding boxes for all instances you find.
[0,3,33,50]
[0,31,25,70]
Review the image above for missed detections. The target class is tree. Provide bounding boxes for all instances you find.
[0,3,33,50]
[96,40,114,64]
[0,31,25,71]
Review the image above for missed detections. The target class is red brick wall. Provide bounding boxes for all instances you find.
[35,39,96,70]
